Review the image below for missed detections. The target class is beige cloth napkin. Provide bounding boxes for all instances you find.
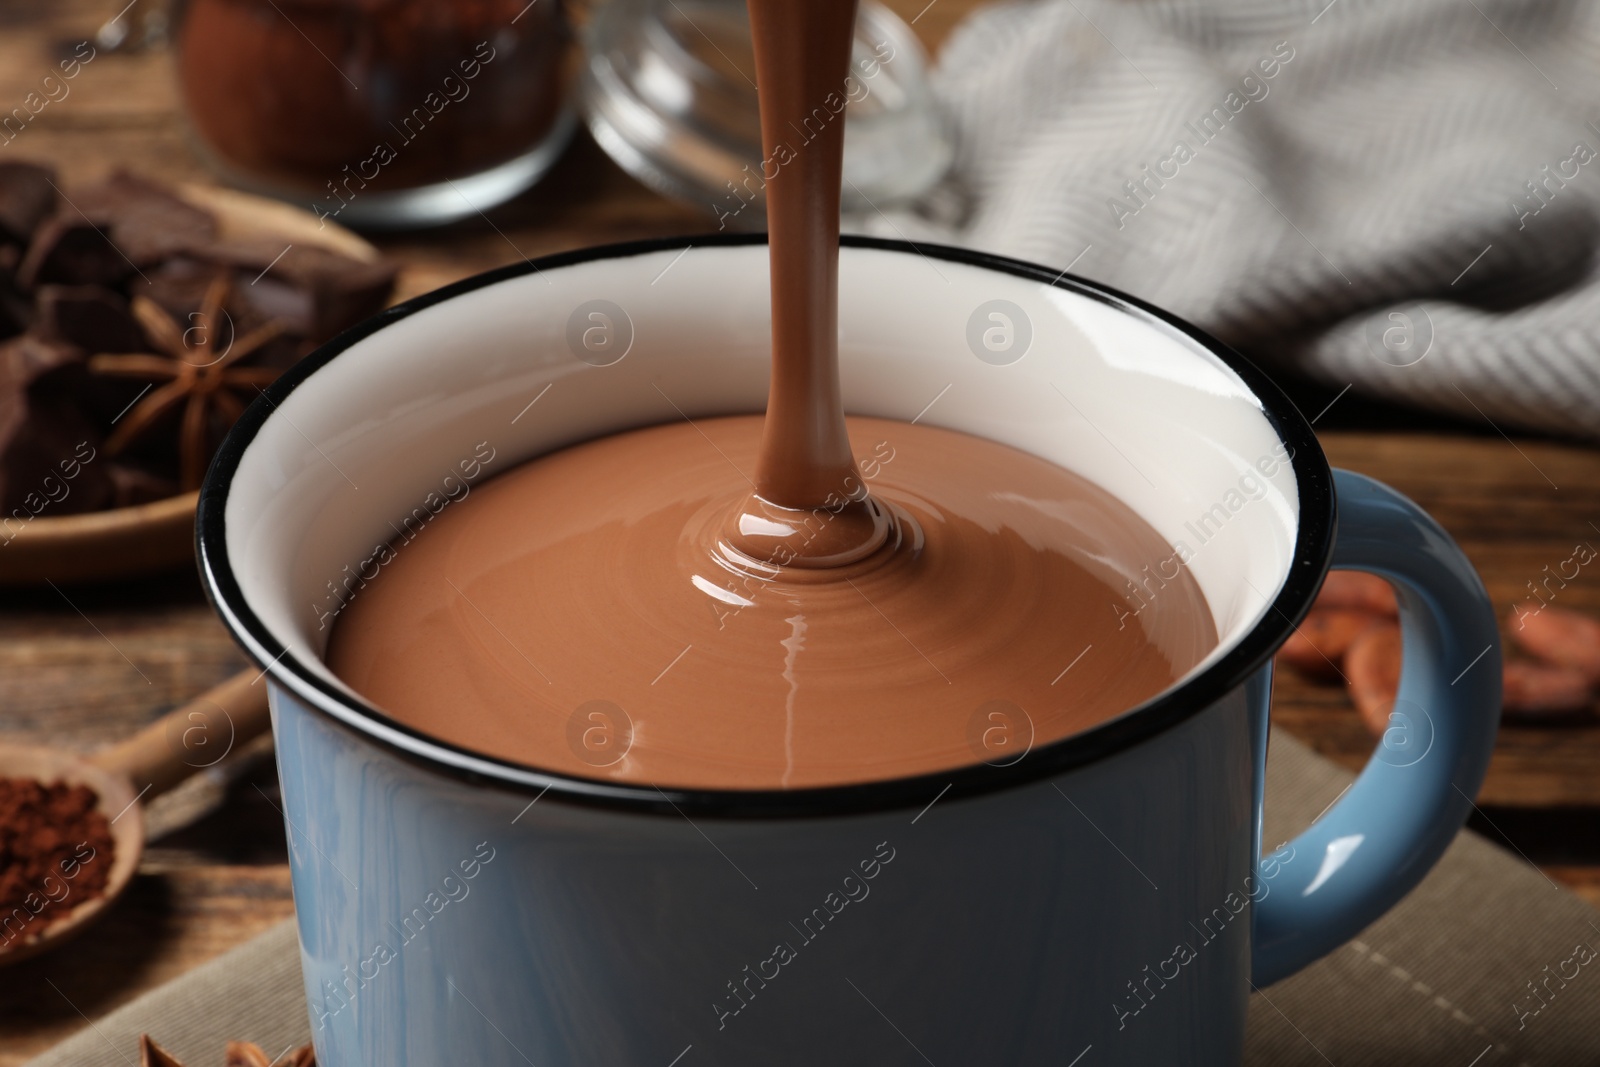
[25,731,1600,1066]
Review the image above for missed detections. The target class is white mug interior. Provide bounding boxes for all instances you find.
[220,241,1299,756]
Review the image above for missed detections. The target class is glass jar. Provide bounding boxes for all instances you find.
[579,0,951,225]
[172,0,575,229]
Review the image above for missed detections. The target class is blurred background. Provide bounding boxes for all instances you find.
[1,0,1597,1061]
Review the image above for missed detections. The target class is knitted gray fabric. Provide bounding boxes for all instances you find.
[872,0,1600,439]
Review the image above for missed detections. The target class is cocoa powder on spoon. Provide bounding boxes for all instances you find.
[0,775,114,947]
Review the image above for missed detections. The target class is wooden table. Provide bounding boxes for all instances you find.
[1,1,1596,1062]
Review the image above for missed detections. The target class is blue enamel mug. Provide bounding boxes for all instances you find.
[200,235,1501,1065]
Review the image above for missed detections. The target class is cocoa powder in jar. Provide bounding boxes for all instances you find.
[176,0,568,196]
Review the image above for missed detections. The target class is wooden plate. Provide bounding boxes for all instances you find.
[0,185,381,586]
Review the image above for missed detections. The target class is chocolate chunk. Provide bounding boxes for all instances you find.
[0,387,114,519]
[145,257,227,326]
[18,170,220,286]
[36,285,148,353]
[235,273,321,340]
[144,258,297,368]
[0,261,29,341]
[205,239,396,342]
[0,334,157,513]
[2,332,145,436]
[0,332,78,392]
[0,162,58,247]
[17,216,133,289]
[69,169,218,266]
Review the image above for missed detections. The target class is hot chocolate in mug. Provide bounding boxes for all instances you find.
[200,235,1501,1065]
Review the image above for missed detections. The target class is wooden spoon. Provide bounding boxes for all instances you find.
[0,669,272,966]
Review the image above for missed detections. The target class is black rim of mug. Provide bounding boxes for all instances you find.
[197,233,1336,818]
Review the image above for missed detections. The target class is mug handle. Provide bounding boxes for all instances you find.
[1251,469,1502,986]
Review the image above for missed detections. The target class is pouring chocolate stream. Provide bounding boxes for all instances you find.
[724,0,893,572]
[325,0,1219,789]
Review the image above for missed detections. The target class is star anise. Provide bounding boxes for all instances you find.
[139,1034,317,1067]
[90,274,284,491]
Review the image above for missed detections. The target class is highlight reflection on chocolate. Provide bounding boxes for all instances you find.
[732,0,877,562]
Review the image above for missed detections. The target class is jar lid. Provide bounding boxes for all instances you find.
[579,0,952,225]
